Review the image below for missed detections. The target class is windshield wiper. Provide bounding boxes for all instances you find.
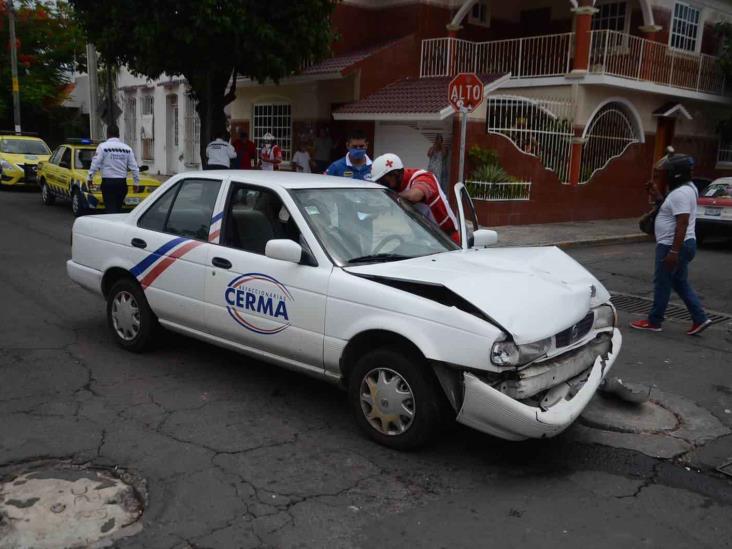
[346,253,410,265]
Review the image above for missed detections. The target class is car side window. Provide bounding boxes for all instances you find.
[222,184,302,255]
[49,147,64,165]
[138,183,180,232]
[138,178,222,240]
[60,148,72,169]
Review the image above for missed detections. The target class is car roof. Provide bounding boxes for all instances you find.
[0,135,45,141]
[182,170,383,190]
[711,177,732,185]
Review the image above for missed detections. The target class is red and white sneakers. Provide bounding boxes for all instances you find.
[630,319,662,332]
[687,319,712,336]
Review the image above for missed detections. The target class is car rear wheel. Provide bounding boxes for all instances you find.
[40,180,55,206]
[348,347,444,450]
[106,278,157,352]
[71,189,86,217]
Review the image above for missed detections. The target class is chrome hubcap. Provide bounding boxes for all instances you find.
[41,185,48,202]
[72,193,80,213]
[360,367,415,436]
[111,291,140,341]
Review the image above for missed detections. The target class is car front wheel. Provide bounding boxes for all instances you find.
[40,180,55,206]
[348,347,444,450]
[71,189,86,217]
[106,278,157,352]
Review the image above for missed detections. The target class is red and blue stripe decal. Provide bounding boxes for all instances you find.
[130,236,204,289]
[208,211,223,243]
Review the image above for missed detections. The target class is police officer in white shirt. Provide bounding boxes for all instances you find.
[206,130,237,170]
[87,125,140,214]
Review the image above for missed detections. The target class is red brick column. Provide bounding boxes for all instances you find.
[568,2,598,78]
[569,129,586,186]
[446,23,461,75]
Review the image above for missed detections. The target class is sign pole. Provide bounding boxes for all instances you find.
[8,0,21,134]
[457,104,468,185]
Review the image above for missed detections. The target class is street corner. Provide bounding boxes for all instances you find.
[571,387,731,460]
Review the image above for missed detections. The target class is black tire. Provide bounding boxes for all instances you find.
[106,278,157,352]
[71,188,86,217]
[40,180,55,206]
[348,346,444,450]
[695,227,706,247]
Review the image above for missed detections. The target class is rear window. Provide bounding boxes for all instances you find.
[75,149,95,170]
[703,183,732,199]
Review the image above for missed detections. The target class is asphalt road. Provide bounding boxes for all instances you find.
[1,188,731,549]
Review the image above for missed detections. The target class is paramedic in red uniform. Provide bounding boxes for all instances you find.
[371,153,460,244]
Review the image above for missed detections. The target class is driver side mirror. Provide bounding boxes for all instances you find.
[472,229,498,248]
[139,165,149,173]
[265,239,303,264]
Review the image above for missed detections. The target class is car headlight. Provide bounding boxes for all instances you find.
[593,303,616,330]
[491,337,552,367]
[0,159,18,171]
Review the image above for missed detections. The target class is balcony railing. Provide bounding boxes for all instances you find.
[420,32,726,96]
[589,30,725,95]
[421,34,573,79]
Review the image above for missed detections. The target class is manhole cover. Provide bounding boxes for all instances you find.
[611,292,731,325]
[580,393,679,434]
[0,461,145,549]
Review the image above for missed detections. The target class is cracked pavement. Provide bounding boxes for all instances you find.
[1,190,732,548]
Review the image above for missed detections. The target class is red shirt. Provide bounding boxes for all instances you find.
[400,168,460,244]
[233,139,257,169]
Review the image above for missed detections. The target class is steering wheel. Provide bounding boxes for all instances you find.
[373,235,405,254]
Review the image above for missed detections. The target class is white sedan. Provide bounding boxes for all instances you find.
[67,171,622,449]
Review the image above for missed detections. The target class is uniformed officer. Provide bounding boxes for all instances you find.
[87,125,140,214]
[325,128,372,180]
[206,130,237,170]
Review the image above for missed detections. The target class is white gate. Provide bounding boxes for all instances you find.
[582,102,640,182]
[486,95,574,183]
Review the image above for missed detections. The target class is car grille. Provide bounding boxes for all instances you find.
[22,164,37,182]
[555,311,594,348]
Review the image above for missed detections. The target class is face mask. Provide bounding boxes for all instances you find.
[349,148,366,161]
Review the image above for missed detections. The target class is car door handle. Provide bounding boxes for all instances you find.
[212,257,232,269]
[131,238,147,249]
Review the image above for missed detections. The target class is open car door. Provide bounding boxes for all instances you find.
[453,182,497,249]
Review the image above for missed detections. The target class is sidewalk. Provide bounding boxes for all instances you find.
[491,217,650,249]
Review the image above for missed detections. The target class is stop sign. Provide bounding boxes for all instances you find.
[448,73,484,112]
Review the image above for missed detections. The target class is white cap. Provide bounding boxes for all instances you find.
[371,153,404,182]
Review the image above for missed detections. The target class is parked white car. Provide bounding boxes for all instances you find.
[67,171,622,449]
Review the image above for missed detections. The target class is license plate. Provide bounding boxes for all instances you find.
[704,207,722,217]
[124,197,141,206]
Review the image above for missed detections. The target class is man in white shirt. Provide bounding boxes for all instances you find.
[631,152,711,335]
[87,125,139,214]
[291,142,312,173]
[206,130,236,169]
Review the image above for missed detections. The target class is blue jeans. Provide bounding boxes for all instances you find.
[649,239,708,326]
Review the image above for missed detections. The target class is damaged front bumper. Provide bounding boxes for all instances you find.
[455,328,622,441]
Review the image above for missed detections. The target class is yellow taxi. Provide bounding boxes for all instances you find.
[38,139,161,217]
[0,134,52,187]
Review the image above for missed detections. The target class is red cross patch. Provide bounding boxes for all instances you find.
[385,159,394,168]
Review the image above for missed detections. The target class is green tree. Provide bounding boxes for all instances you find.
[70,0,335,161]
[0,1,85,129]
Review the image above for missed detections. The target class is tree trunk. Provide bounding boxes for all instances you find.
[187,68,232,169]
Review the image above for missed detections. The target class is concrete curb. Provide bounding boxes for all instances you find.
[497,233,652,249]
[553,233,652,250]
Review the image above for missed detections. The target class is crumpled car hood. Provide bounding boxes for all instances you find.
[345,247,610,344]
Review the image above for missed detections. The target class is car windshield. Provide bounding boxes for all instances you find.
[0,139,50,155]
[290,187,460,265]
[703,182,732,199]
[75,148,95,170]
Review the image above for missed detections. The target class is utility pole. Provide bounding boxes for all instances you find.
[86,43,100,140]
[8,0,21,134]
